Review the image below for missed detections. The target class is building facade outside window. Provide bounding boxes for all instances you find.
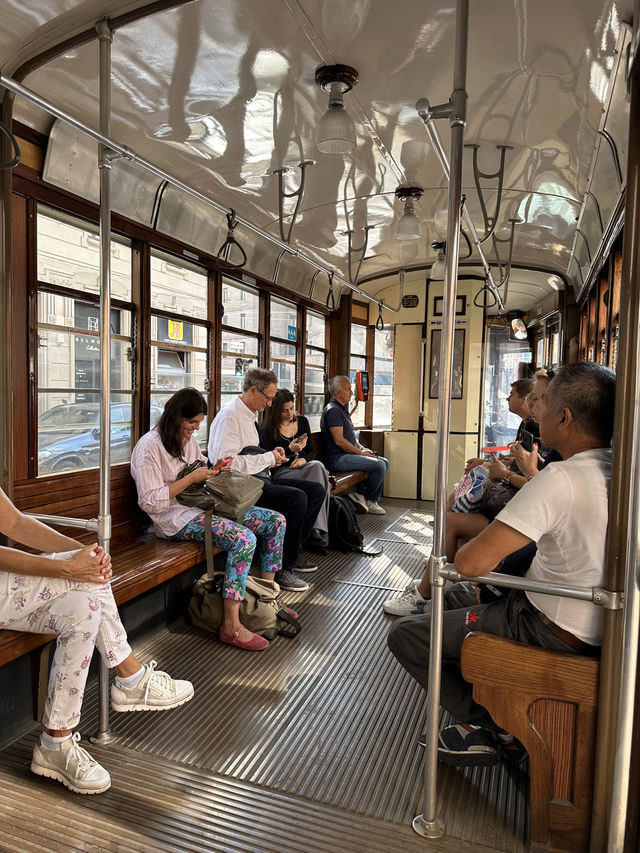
[221,278,260,409]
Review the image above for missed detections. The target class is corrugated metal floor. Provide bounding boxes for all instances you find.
[0,498,529,853]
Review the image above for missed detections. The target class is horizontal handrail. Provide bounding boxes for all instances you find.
[25,512,99,533]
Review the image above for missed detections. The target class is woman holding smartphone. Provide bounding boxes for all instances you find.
[131,387,290,651]
[259,389,331,552]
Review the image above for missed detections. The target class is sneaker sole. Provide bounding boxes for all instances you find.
[293,566,318,573]
[278,584,309,592]
[436,747,499,767]
[382,606,426,616]
[30,762,112,795]
[111,686,194,713]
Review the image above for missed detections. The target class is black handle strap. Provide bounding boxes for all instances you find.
[217,209,248,269]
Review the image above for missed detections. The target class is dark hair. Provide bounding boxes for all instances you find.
[261,388,295,440]
[511,378,534,398]
[544,362,616,444]
[156,387,207,460]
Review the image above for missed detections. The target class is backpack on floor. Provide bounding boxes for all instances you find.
[328,495,383,557]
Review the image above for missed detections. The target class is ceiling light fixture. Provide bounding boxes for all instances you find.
[395,186,423,241]
[507,310,528,340]
[315,64,359,154]
[430,241,446,280]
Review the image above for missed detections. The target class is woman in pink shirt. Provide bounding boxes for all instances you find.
[131,388,289,651]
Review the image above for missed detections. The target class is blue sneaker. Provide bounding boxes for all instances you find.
[435,723,499,767]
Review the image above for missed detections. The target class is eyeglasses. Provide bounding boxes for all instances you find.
[257,388,276,403]
[546,368,555,379]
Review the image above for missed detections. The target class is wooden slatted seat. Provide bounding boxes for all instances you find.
[460,631,600,853]
[2,466,213,671]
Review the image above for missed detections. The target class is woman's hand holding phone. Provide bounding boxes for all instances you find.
[210,457,233,475]
[290,434,308,453]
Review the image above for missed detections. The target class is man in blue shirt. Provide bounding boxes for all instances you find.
[320,375,390,515]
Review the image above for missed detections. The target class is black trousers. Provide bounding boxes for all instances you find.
[256,479,325,569]
[387,589,594,732]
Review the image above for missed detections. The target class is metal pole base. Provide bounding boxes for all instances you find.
[412,814,445,839]
[89,729,118,745]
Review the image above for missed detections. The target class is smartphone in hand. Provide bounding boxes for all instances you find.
[296,433,308,441]
[521,430,535,452]
[210,457,232,474]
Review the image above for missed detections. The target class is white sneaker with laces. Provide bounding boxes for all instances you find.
[111,660,194,712]
[31,732,111,794]
[348,491,369,513]
[366,500,386,515]
[382,584,430,616]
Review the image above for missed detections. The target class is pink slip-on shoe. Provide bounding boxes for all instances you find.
[219,626,269,651]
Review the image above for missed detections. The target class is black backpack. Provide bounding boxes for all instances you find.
[328,495,383,557]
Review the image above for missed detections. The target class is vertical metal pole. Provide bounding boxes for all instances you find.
[91,18,116,745]
[413,0,468,838]
[594,22,640,850]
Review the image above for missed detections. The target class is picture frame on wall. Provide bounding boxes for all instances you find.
[429,328,465,399]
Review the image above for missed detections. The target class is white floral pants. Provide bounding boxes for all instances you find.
[0,551,132,730]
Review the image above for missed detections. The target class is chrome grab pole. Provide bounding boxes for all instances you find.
[91,18,116,746]
[412,0,468,840]
[25,513,99,533]
[0,73,395,311]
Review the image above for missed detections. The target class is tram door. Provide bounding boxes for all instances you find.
[372,277,484,501]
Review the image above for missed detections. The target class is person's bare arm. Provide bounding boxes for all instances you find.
[0,487,84,553]
[329,425,362,455]
[455,520,532,578]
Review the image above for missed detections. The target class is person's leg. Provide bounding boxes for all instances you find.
[281,477,325,547]
[173,513,266,645]
[274,462,330,534]
[357,456,389,503]
[240,506,286,576]
[256,482,307,570]
[445,511,489,562]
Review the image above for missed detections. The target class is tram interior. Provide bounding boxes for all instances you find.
[0,0,638,851]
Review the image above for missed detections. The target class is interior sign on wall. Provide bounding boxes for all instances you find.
[401,294,420,308]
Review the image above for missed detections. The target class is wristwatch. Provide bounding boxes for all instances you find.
[501,474,511,485]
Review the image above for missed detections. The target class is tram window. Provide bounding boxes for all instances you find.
[37,206,132,302]
[350,324,368,428]
[269,297,298,401]
[222,279,259,331]
[150,320,208,394]
[483,325,532,446]
[150,250,207,319]
[269,341,297,399]
[221,330,259,409]
[373,326,394,428]
[303,311,326,430]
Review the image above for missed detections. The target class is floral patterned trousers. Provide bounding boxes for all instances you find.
[171,506,285,600]
[0,551,132,731]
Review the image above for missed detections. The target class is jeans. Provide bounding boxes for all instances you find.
[329,454,389,502]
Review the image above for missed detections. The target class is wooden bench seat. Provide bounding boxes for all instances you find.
[460,632,600,853]
[310,433,369,495]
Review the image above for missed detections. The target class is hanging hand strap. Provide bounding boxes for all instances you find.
[217,209,248,269]
[376,303,384,331]
[325,271,336,310]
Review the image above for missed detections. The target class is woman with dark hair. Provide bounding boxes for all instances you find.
[131,388,291,651]
[259,390,330,551]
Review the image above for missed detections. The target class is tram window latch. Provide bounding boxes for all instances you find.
[593,588,624,610]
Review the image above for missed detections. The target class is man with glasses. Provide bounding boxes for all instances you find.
[208,367,324,591]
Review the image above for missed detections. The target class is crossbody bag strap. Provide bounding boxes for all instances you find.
[203,506,215,578]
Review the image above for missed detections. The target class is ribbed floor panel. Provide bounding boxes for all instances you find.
[0,499,528,853]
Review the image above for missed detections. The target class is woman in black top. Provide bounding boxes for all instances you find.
[260,390,331,551]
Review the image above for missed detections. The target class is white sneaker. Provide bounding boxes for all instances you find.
[348,491,369,513]
[31,733,111,795]
[383,584,430,616]
[111,661,194,712]
[366,500,386,515]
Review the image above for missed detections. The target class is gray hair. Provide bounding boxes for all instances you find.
[544,362,616,444]
[243,367,278,393]
[328,375,350,396]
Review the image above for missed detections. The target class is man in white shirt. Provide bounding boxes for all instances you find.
[388,362,615,767]
[208,368,325,591]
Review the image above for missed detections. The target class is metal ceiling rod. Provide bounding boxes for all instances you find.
[0,73,396,312]
[415,101,505,312]
[412,0,469,840]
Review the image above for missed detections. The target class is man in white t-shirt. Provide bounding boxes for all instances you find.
[388,362,615,767]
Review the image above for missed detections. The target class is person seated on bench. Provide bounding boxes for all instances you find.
[383,372,558,617]
[259,389,330,553]
[208,368,325,592]
[320,375,389,515]
[0,488,193,795]
[388,362,614,767]
[131,387,289,652]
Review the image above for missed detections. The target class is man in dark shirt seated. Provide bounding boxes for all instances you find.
[320,375,390,515]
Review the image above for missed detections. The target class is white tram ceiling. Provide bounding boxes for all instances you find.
[0,0,633,307]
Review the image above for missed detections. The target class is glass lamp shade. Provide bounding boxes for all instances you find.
[316,102,356,154]
[396,209,422,241]
[511,317,528,339]
[430,253,446,280]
